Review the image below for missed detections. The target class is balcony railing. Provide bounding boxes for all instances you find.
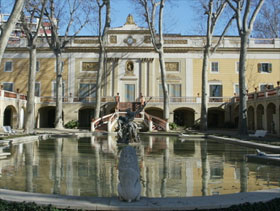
[35,95,234,104]
[232,87,280,103]
[0,90,27,100]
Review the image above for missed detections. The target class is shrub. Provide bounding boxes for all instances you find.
[169,122,178,130]
[64,120,79,129]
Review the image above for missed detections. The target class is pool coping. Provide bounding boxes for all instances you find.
[0,188,279,210]
[1,130,280,210]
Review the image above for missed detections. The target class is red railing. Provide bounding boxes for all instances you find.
[148,114,167,131]
[233,87,280,102]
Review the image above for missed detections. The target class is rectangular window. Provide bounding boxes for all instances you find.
[209,84,223,97]
[36,61,40,72]
[52,81,65,97]
[35,82,40,96]
[79,83,96,98]
[234,84,239,95]
[3,82,14,91]
[159,84,181,97]
[211,62,219,73]
[260,84,274,91]
[4,61,13,72]
[258,63,272,73]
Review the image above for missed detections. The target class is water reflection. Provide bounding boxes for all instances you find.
[0,135,279,197]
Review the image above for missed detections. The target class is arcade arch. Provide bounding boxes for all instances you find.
[38,106,56,128]
[267,103,276,134]
[79,107,95,128]
[173,107,195,128]
[247,106,255,131]
[208,108,225,128]
[145,107,163,119]
[3,105,17,128]
[256,104,264,129]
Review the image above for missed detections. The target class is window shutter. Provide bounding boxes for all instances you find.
[268,63,272,73]
[257,63,262,73]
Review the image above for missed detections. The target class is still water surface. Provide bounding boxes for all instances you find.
[0,135,279,197]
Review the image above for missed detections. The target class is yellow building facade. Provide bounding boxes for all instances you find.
[0,17,279,134]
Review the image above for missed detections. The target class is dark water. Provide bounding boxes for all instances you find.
[0,135,279,197]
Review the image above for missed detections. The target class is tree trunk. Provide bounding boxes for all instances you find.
[0,0,24,64]
[55,52,64,129]
[94,45,105,119]
[200,47,210,131]
[24,47,37,133]
[238,33,249,135]
[158,49,169,120]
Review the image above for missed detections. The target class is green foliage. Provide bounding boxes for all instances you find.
[64,120,79,129]
[169,122,178,130]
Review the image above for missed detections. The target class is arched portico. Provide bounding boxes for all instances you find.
[256,104,264,130]
[208,108,225,128]
[38,106,56,128]
[267,103,276,134]
[79,107,95,128]
[247,106,255,131]
[145,107,163,119]
[3,105,17,128]
[173,107,195,128]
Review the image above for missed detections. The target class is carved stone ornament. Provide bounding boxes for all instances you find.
[126,61,134,75]
[118,146,141,202]
[165,62,179,71]
[125,14,135,25]
[124,36,136,46]
[110,35,117,44]
[82,62,99,72]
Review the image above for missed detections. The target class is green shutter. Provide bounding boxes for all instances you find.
[257,63,262,73]
[268,63,272,73]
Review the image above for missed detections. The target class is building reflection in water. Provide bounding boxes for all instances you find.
[0,135,279,197]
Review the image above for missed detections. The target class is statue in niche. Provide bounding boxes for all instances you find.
[126,61,134,74]
[118,146,141,202]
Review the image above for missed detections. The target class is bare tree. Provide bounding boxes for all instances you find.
[94,0,110,120]
[253,0,280,38]
[0,0,25,65]
[21,0,46,134]
[135,0,169,123]
[199,0,235,131]
[226,0,265,135]
[43,0,89,129]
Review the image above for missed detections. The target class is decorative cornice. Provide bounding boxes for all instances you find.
[5,46,280,54]
[108,30,150,35]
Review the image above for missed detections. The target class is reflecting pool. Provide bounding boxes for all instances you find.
[0,135,280,197]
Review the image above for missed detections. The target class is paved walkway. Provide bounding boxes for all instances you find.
[0,188,279,210]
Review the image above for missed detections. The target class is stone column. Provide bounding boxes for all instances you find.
[111,58,119,96]
[254,105,258,130]
[274,103,280,135]
[263,103,267,130]
[147,59,154,97]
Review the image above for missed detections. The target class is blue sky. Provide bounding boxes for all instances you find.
[2,0,235,36]
[110,0,197,35]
